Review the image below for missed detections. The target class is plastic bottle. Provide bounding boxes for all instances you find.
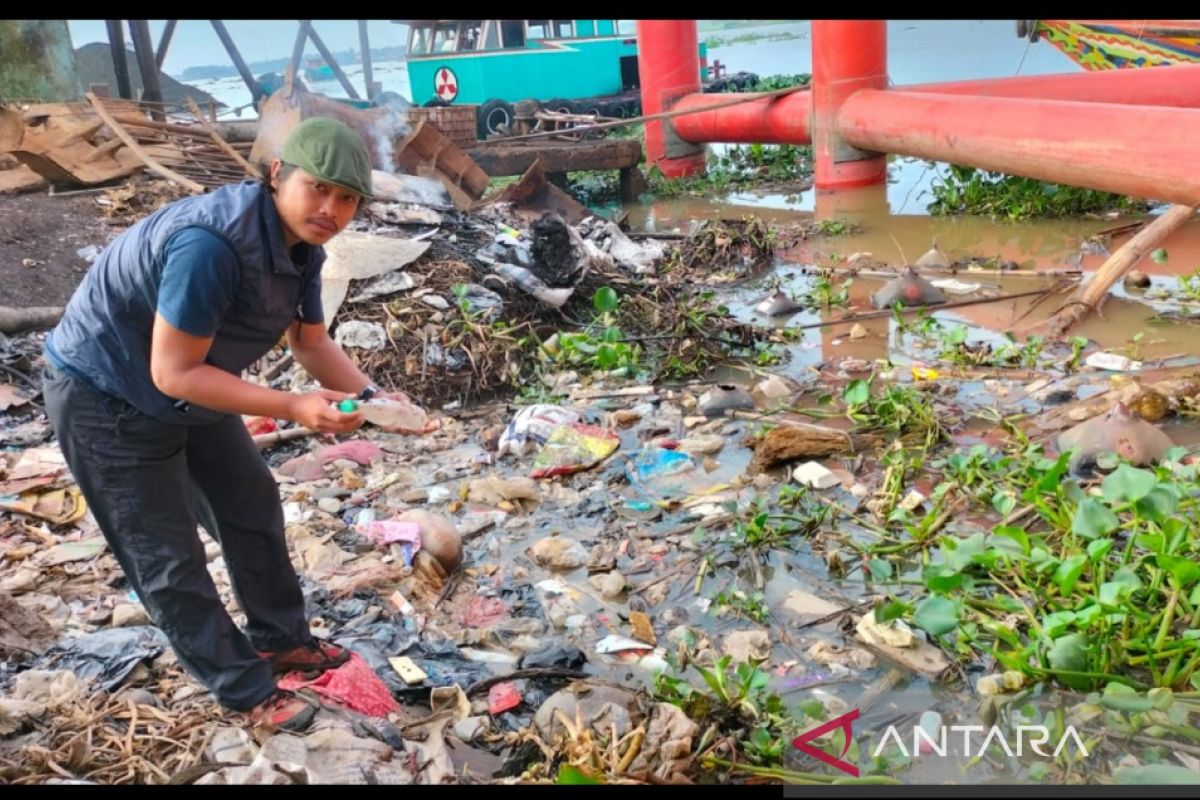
[358,398,428,430]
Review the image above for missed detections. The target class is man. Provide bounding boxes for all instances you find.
[42,117,429,731]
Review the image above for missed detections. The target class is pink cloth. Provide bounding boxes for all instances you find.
[278,440,385,481]
[277,653,399,718]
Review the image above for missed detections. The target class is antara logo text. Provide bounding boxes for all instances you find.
[792,708,1090,777]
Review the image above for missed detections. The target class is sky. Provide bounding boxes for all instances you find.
[66,20,411,76]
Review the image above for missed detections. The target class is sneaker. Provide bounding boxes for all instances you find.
[247,689,317,733]
[259,639,350,675]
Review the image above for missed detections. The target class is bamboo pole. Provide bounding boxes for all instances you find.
[1026,203,1199,338]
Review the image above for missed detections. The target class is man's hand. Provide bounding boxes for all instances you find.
[288,390,363,434]
[376,391,441,435]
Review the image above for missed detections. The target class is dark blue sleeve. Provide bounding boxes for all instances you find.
[156,227,241,337]
[297,248,326,325]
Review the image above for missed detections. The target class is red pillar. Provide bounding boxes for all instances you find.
[636,20,705,178]
[811,20,887,191]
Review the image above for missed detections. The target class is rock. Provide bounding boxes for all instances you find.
[118,688,161,708]
[613,409,642,427]
[395,510,463,573]
[849,323,867,340]
[599,572,626,599]
[317,497,342,514]
[697,384,756,417]
[752,473,774,491]
[792,461,840,489]
[898,489,926,511]
[1124,270,1152,290]
[111,604,150,628]
[722,629,770,662]
[530,537,589,571]
[677,434,724,456]
[1057,401,1174,472]
[683,416,708,428]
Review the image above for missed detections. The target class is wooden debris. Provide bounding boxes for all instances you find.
[0,100,143,186]
[749,422,883,473]
[86,93,256,193]
[0,306,65,335]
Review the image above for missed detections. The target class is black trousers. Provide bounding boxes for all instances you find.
[42,363,311,710]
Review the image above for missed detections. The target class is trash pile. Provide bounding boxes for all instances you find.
[4,90,1200,788]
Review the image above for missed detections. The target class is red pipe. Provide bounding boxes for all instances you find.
[839,89,1200,205]
[812,20,887,191]
[904,63,1200,106]
[636,20,705,178]
[666,64,1200,146]
[671,90,812,144]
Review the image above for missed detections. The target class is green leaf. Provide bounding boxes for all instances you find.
[993,526,1030,557]
[1042,610,1077,639]
[1155,555,1200,588]
[1136,532,1165,555]
[991,491,1017,518]
[1071,497,1119,540]
[558,764,603,785]
[1135,486,1179,522]
[924,568,964,594]
[941,532,988,572]
[593,286,619,313]
[1150,248,1169,265]
[843,379,870,406]
[875,599,910,624]
[1101,464,1158,504]
[867,558,892,581]
[913,596,959,637]
[1053,555,1088,596]
[1047,633,1092,690]
[1087,538,1114,561]
[595,344,618,369]
[1114,765,1200,785]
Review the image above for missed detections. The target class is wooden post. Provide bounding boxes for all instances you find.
[1027,203,1199,338]
[210,21,263,105]
[128,20,163,120]
[155,20,177,70]
[105,20,133,100]
[358,20,375,101]
[290,21,310,83]
[305,23,362,100]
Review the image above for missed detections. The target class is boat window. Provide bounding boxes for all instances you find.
[552,20,573,38]
[408,24,432,56]
[482,21,500,50]
[458,20,482,51]
[616,20,636,35]
[500,20,525,48]
[527,20,551,39]
[431,22,459,52]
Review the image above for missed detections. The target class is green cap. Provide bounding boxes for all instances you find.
[280,117,374,198]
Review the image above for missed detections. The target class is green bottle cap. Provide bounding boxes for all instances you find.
[338,399,358,413]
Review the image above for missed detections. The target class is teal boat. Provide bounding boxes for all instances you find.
[303,57,336,84]
[396,20,755,140]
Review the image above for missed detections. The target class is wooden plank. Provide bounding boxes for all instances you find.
[85,92,205,193]
[184,97,259,178]
[467,138,642,177]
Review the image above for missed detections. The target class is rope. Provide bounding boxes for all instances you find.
[474,85,806,147]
